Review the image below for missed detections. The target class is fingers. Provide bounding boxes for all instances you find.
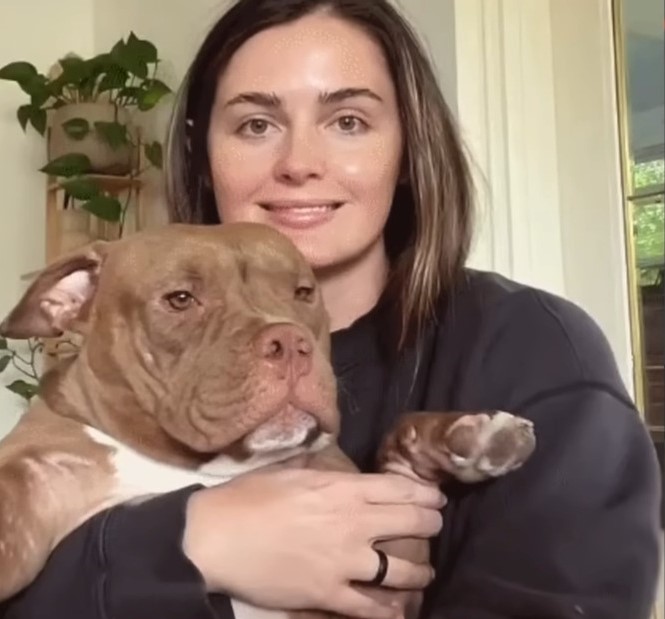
[333,586,404,619]
[349,549,435,590]
[357,473,446,508]
[361,504,443,540]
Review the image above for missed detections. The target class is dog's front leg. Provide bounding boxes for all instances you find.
[0,451,121,601]
[0,459,72,600]
[0,412,122,602]
[376,410,536,485]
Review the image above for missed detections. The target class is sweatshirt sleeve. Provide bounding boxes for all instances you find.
[0,485,235,619]
[426,289,663,619]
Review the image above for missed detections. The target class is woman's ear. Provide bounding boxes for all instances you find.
[0,241,110,340]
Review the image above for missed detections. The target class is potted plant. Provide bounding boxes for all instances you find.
[0,32,173,403]
[0,32,170,177]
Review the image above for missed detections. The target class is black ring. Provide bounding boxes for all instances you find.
[367,549,389,586]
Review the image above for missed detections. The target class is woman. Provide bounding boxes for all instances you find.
[2,0,661,618]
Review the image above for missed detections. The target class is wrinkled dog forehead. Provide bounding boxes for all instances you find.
[120,223,309,270]
[102,223,313,291]
[106,237,235,284]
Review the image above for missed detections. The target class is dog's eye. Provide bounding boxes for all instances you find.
[295,285,315,303]
[163,290,195,311]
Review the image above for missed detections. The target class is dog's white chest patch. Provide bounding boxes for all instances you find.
[231,600,289,619]
[71,428,324,619]
[83,426,331,504]
[84,427,227,502]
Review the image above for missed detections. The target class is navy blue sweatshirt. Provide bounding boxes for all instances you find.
[1,269,662,619]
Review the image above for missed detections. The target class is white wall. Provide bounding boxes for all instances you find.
[394,0,458,117]
[550,0,634,395]
[93,0,229,85]
[0,0,95,435]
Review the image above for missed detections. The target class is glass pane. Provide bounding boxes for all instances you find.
[618,0,664,447]
[618,0,664,539]
[632,191,664,431]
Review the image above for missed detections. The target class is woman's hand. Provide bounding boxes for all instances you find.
[183,468,445,619]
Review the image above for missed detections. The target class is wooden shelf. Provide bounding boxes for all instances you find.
[48,173,142,193]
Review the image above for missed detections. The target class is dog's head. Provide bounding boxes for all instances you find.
[0,222,339,460]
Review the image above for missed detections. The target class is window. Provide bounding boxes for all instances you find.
[613,0,664,451]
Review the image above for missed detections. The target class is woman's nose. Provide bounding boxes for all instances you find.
[273,128,326,185]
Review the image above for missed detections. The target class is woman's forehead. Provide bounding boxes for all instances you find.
[214,12,394,100]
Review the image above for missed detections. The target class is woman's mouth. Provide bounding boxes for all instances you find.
[257,201,343,229]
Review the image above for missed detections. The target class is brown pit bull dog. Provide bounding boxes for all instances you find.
[0,222,536,617]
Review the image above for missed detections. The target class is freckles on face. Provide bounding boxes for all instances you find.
[205,11,404,271]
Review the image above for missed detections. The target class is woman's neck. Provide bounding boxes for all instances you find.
[315,241,389,333]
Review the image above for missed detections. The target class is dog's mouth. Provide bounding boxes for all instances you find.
[243,403,323,454]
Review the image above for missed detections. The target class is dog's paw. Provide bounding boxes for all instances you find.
[379,411,536,484]
[442,411,536,482]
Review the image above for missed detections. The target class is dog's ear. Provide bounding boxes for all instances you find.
[0,241,110,339]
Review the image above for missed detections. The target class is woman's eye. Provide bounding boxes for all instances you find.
[163,290,196,311]
[238,118,272,136]
[335,115,367,134]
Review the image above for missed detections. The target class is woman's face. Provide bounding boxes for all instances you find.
[207,11,403,271]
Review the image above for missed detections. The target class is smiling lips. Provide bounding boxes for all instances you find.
[258,200,344,229]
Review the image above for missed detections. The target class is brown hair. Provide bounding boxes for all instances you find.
[164,0,474,349]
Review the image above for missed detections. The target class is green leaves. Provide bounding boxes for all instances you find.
[17,104,47,135]
[15,73,51,107]
[0,61,39,83]
[2,63,51,135]
[0,338,13,379]
[6,380,39,401]
[137,79,171,111]
[58,56,91,84]
[98,67,129,93]
[0,338,40,402]
[40,153,91,177]
[144,141,163,169]
[111,32,158,79]
[94,120,129,150]
[40,155,122,222]
[1,32,170,115]
[60,177,101,200]
[81,196,122,222]
[17,105,32,130]
[59,178,122,222]
[128,32,159,65]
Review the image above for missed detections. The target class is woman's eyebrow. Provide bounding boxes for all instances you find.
[223,87,383,109]
[224,91,281,108]
[319,87,383,104]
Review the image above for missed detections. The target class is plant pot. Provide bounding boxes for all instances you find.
[48,102,136,176]
[57,208,95,254]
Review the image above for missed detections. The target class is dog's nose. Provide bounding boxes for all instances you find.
[255,324,313,378]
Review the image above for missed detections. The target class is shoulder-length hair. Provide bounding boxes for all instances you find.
[164,0,474,349]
